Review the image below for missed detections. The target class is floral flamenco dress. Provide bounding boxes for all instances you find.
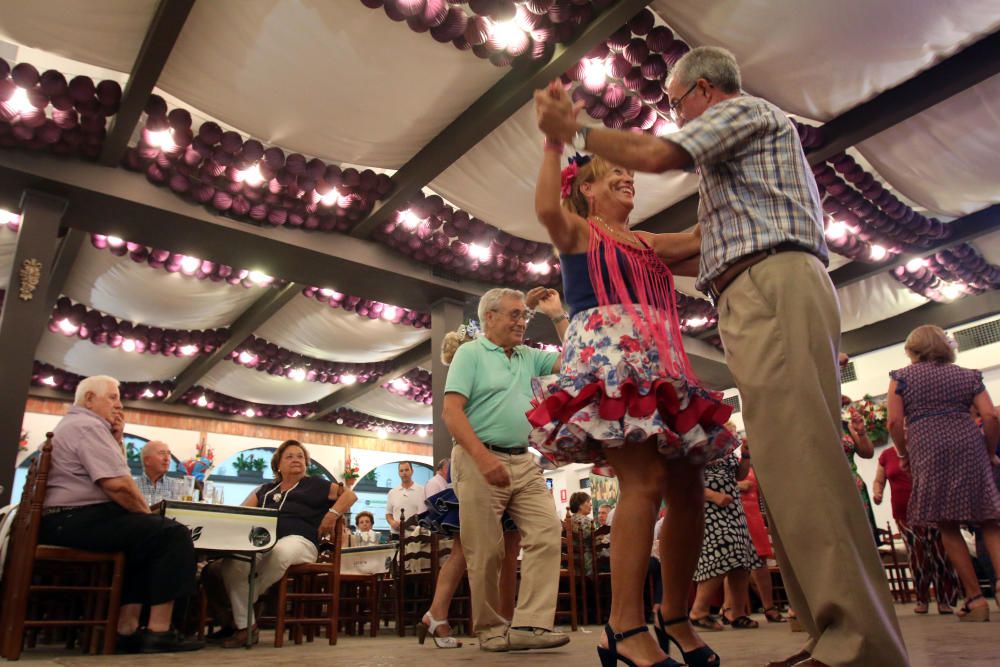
[527,221,736,474]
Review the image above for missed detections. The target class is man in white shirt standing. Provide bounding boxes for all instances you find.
[385,461,424,538]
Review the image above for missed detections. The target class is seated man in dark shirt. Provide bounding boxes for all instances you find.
[39,375,202,653]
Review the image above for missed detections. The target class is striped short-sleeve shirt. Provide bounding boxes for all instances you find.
[667,95,829,293]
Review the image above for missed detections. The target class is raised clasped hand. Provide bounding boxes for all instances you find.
[534,80,584,144]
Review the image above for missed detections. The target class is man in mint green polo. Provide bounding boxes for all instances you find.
[443,287,569,652]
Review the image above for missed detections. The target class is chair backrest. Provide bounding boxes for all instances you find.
[397,512,432,571]
[591,524,611,576]
[0,436,53,649]
[560,515,575,578]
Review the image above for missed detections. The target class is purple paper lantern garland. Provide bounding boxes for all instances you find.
[229,334,392,384]
[891,242,1000,302]
[374,192,561,288]
[383,367,433,404]
[320,406,431,436]
[302,286,432,329]
[122,95,394,234]
[0,58,121,160]
[676,292,717,333]
[49,296,228,357]
[31,361,174,400]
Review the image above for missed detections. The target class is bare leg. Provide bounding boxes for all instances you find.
[751,565,776,611]
[147,602,175,632]
[659,459,716,656]
[598,441,669,665]
[938,522,988,612]
[723,569,751,622]
[427,537,468,635]
[690,576,723,622]
[981,522,1000,599]
[118,604,142,634]
[500,531,521,621]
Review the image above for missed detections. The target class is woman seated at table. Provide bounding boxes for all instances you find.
[353,510,381,546]
[216,440,357,647]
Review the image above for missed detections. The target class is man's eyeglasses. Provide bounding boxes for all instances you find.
[493,309,534,323]
[667,83,698,121]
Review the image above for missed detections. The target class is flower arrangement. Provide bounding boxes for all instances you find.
[343,454,360,484]
[182,436,214,482]
[843,394,889,446]
[18,430,28,452]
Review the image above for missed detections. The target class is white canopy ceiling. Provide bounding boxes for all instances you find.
[199,362,338,406]
[35,330,191,382]
[349,389,432,425]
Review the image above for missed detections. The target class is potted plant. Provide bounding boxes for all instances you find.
[343,454,360,487]
[234,452,265,479]
[843,394,889,446]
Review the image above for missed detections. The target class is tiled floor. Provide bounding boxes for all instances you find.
[11,605,997,666]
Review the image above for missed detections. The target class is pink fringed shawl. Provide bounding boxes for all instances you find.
[586,220,698,382]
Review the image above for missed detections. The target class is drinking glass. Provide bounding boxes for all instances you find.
[213,486,225,505]
[167,477,182,500]
[202,480,215,503]
[182,475,195,501]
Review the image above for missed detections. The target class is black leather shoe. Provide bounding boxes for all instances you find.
[139,629,205,653]
[115,632,141,654]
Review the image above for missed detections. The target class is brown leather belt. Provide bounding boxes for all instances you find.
[484,443,528,456]
[707,243,807,305]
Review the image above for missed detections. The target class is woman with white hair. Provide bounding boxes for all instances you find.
[888,324,1000,622]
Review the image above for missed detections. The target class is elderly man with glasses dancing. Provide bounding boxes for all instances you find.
[442,286,569,652]
[534,46,907,667]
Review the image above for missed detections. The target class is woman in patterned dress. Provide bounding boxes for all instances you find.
[840,409,879,540]
[689,448,762,631]
[529,82,736,667]
[888,325,1000,622]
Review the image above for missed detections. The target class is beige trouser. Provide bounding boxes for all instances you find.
[717,251,908,667]
[220,534,317,629]
[452,445,561,638]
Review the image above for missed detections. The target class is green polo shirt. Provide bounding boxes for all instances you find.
[445,336,559,448]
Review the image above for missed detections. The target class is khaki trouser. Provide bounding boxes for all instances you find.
[220,535,317,629]
[717,252,908,667]
[452,445,561,638]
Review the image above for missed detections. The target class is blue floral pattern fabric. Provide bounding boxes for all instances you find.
[527,305,736,476]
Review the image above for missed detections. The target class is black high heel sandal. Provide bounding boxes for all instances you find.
[654,611,721,667]
[597,624,682,667]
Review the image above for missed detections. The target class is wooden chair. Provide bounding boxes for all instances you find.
[877,524,914,603]
[330,538,381,639]
[393,511,435,636]
[573,519,590,624]
[271,515,347,647]
[0,437,125,660]
[591,524,612,625]
[430,532,473,636]
[555,514,579,631]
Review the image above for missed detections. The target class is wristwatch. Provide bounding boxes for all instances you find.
[570,126,590,152]
[551,312,569,324]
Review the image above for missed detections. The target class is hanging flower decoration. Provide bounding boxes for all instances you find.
[383,368,432,404]
[121,95,393,233]
[48,296,227,357]
[302,286,431,328]
[321,407,431,436]
[229,334,391,384]
[842,394,889,447]
[181,436,214,482]
[0,58,122,160]
[891,242,1000,302]
[90,233,282,289]
[375,192,561,287]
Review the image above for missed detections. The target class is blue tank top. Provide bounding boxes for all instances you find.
[561,241,641,317]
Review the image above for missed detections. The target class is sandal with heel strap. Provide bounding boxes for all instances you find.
[597,624,682,667]
[956,594,989,623]
[416,612,462,648]
[724,614,758,629]
[763,607,786,623]
[654,611,721,667]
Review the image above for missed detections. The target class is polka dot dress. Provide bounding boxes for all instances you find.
[694,454,763,582]
[890,362,1000,526]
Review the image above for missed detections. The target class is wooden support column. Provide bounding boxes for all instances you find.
[431,298,466,465]
[0,191,68,504]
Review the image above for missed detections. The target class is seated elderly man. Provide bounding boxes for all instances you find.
[38,375,202,654]
[136,440,172,505]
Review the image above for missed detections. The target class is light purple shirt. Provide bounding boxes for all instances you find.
[44,406,130,507]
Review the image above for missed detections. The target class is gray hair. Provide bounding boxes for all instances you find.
[73,375,119,405]
[669,46,741,94]
[141,440,170,460]
[477,288,525,323]
[435,458,449,473]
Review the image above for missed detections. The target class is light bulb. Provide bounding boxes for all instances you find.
[417,427,428,438]
[244,408,256,418]
[869,244,888,261]
[247,270,271,286]
[146,129,175,151]
[528,261,551,275]
[237,163,265,187]
[197,395,208,407]
[41,376,57,386]
[336,417,345,425]
[106,235,125,248]
[581,58,609,89]
[142,388,155,398]
[824,221,848,241]
[8,87,34,114]
[57,318,79,335]
[288,367,307,382]
[340,374,357,385]
[121,338,137,353]
[398,209,421,230]
[238,350,258,365]
[391,378,409,392]
[684,317,709,328]
[469,243,491,262]
[905,258,927,273]
[179,255,201,274]
[179,344,199,356]
[382,305,399,321]
[320,188,341,207]
[376,427,388,439]
[490,20,524,50]
[939,282,964,301]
